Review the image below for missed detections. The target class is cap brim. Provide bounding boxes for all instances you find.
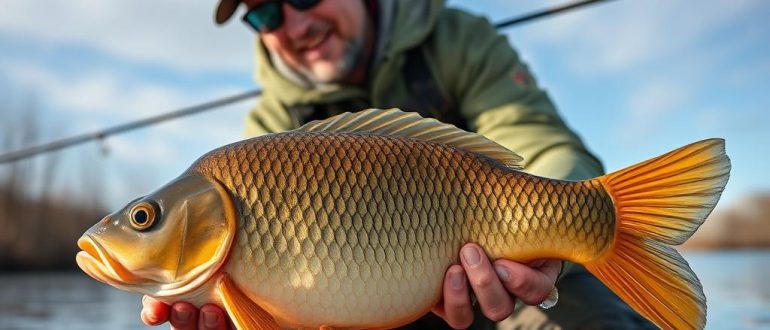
[215,0,240,24]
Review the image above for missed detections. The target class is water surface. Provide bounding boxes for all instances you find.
[0,272,142,329]
[685,250,770,329]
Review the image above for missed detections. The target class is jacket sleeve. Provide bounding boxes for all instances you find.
[244,103,271,138]
[427,9,656,329]
[428,9,603,181]
[243,94,296,138]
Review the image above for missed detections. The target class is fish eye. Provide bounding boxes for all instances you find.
[129,202,157,231]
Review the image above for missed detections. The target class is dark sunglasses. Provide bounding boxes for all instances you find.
[242,0,322,33]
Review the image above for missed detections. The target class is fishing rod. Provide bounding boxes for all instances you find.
[0,0,614,164]
[0,90,262,163]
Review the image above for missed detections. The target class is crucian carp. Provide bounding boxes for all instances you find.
[76,108,730,329]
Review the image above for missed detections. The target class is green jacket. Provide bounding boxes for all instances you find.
[244,0,653,328]
[244,0,601,181]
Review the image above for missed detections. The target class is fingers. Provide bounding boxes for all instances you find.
[200,304,230,330]
[432,264,474,329]
[460,244,515,322]
[492,258,562,305]
[140,296,230,330]
[141,295,170,326]
[169,302,199,330]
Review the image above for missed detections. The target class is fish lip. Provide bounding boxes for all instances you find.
[75,235,186,297]
[76,234,141,286]
[76,235,112,285]
[77,234,101,261]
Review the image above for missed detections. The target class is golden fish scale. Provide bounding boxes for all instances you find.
[190,132,615,327]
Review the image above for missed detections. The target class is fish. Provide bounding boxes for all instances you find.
[76,108,730,330]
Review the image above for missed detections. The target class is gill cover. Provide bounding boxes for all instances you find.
[76,174,237,297]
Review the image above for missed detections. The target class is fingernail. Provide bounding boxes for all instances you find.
[530,259,547,268]
[203,311,219,327]
[495,265,510,281]
[450,271,465,290]
[462,246,481,266]
[176,309,190,322]
[143,310,158,323]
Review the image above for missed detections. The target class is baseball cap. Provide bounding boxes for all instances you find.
[215,0,241,24]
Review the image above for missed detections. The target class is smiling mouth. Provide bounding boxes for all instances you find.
[301,30,331,52]
[76,235,139,285]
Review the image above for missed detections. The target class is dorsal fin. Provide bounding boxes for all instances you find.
[297,108,523,169]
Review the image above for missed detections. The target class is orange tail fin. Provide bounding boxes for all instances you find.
[587,139,730,330]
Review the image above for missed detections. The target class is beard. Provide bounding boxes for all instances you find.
[295,33,365,84]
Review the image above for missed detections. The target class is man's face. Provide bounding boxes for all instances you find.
[244,0,371,83]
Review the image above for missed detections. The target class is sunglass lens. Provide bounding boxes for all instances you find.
[288,0,321,11]
[244,2,283,32]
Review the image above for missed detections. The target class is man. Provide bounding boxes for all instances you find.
[142,0,655,329]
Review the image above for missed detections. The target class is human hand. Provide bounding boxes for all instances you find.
[141,296,231,329]
[431,243,562,329]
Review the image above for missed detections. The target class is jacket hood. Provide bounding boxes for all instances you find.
[253,0,445,106]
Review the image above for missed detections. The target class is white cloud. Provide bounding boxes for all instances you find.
[509,0,767,145]
[108,134,177,165]
[0,0,256,73]
[627,80,689,117]
[2,56,249,197]
[5,57,248,121]
[693,108,724,131]
[615,78,692,141]
[8,64,122,115]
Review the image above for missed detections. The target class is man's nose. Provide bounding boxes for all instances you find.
[282,3,312,40]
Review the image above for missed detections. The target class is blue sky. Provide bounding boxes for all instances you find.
[1,0,768,212]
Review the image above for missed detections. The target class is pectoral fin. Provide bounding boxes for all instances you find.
[217,275,280,330]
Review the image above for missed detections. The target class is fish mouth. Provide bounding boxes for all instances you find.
[76,235,141,287]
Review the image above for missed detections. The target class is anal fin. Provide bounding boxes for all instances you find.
[217,274,281,330]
